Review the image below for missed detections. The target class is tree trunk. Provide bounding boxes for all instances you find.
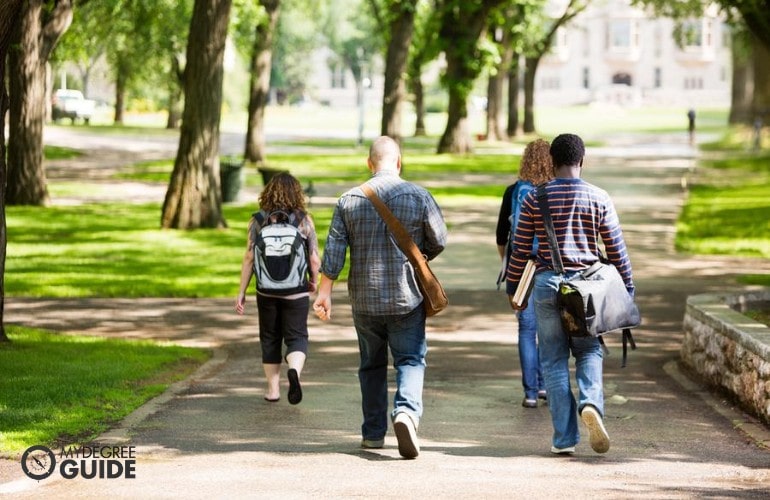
[0,0,23,342]
[736,5,770,51]
[436,0,502,153]
[752,35,770,119]
[486,31,511,142]
[6,0,73,206]
[114,66,127,125]
[244,0,279,165]
[729,34,753,125]
[486,67,507,141]
[161,0,232,230]
[380,0,417,142]
[412,74,426,136]
[523,56,539,134]
[507,54,520,137]
[438,61,472,154]
[166,55,184,129]
[166,84,183,129]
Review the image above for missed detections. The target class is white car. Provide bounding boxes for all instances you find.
[51,89,96,124]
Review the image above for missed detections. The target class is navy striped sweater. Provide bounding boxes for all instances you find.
[505,178,635,296]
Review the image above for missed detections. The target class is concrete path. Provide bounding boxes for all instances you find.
[1,130,769,498]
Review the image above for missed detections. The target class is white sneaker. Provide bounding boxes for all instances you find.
[581,405,610,453]
[393,412,420,459]
[550,445,575,455]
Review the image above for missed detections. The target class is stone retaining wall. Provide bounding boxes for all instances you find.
[681,290,770,425]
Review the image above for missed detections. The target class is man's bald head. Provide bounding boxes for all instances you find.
[368,136,401,173]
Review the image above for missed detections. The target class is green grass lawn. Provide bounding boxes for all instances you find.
[0,327,209,456]
[676,147,770,287]
[4,202,337,298]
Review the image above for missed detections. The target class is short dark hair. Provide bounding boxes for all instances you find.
[549,134,585,167]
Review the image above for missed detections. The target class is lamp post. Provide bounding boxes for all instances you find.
[356,48,371,147]
[357,74,364,146]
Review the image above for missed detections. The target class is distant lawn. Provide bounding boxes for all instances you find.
[0,326,209,456]
[116,152,523,186]
[4,202,333,297]
[677,144,770,287]
[5,186,512,298]
[44,145,82,160]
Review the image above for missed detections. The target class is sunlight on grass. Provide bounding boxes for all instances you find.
[4,202,344,297]
[0,327,209,455]
[676,143,770,269]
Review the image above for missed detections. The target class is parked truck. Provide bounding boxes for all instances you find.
[51,89,96,124]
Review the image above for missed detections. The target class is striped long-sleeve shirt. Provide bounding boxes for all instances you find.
[505,178,634,296]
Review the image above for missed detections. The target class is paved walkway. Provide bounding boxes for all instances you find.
[2,130,770,498]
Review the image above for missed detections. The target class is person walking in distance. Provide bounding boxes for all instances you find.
[236,172,321,405]
[496,139,553,409]
[313,136,447,459]
[506,134,635,455]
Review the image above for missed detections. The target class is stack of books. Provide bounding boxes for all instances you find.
[510,259,537,308]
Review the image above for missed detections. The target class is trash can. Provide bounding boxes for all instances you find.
[258,167,289,186]
[220,157,244,202]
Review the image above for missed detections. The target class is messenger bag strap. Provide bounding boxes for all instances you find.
[536,185,565,274]
[361,183,425,269]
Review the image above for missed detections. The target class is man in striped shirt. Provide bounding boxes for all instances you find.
[314,136,447,459]
[506,133,635,456]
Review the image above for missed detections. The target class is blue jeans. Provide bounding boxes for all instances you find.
[533,270,605,449]
[352,306,427,441]
[517,302,544,400]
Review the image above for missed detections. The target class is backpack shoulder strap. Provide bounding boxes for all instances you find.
[290,209,306,228]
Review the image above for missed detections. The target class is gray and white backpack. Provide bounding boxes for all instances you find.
[252,210,309,295]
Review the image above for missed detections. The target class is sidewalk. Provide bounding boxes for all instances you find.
[2,133,770,498]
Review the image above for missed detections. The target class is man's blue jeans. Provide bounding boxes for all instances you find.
[533,270,605,449]
[517,301,544,400]
[353,306,427,441]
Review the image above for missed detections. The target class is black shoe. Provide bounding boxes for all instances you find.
[287,368,302,405]
[538,390,547,401]
[522,398,537,408]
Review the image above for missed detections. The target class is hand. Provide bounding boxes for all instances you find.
[313,294,331,321]
[508,295,526,311]
[235,293,246,315]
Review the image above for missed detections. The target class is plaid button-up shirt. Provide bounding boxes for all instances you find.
[320,171,447,316]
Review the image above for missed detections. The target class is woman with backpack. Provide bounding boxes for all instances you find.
[495,139,554,408]
[236,172,320,405]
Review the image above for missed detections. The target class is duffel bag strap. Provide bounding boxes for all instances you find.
[621,328,637,368]
[536,185,565,274]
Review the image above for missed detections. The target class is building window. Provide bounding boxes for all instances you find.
[330,64,346,89]
[682,21,702,47]
[608,20,630,49]
[654,67,661,88]
[681,19,713,50]
[684,77,704,89]
[540,77,561,90]
[607,19,639,51]
[583,67,590,89]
